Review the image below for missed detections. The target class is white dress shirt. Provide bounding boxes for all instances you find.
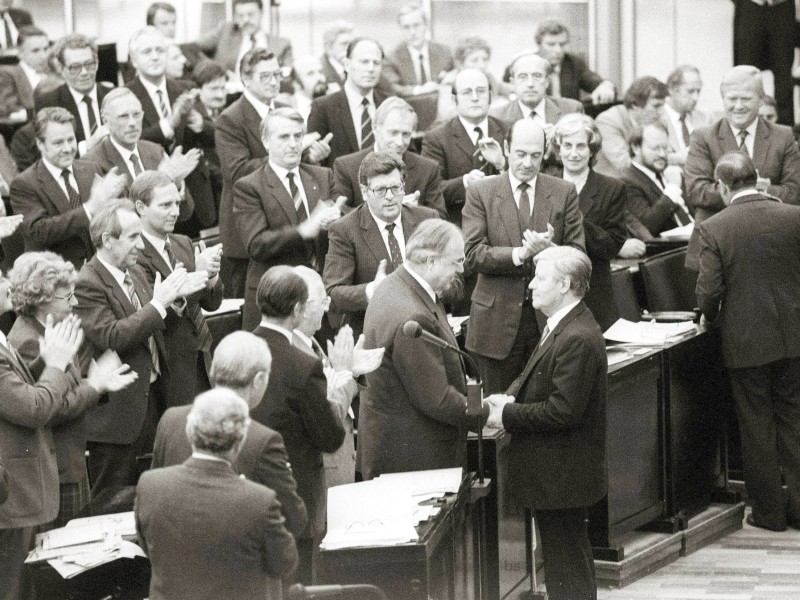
[728,118,758,159]
[138,76,175,139]
[508,171,538,266]
[258,319,294,343]
[368,209,406,261]
[269,161,310,218]
[243,89,276,120]
[67,84,101,156]
[19,60,42,91]
[459,116,489,145]
[518,98,546,124]
[407,43,430,84]
[344,81,375,149]
[542,299,581,343]
[141,230,173,270]
[109,136,146,181]
[663,103,694,152]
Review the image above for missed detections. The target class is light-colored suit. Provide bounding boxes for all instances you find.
[384,42,454,96]
[490,96,584,127]
[0,64,33,118]
[195,23,293,72]
[594,103,637,178]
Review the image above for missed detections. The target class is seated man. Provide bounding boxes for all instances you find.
[0,26,49,120]
[136,388,298,600]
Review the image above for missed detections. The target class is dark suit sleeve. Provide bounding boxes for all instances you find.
[10,171,93,248]
[421,132,467,212]
[685,130,725,214]
[332,157,357,209]
[584,183,627,260]
[420,162,448,219]
[215,110,264,184]
[294,361,345,453]
[624,183,679,237]
[571,54,605,94]
[306,100,331,149]
[503,334,603,433]
[0,69,22,118]
[261,489,300,578]
[254,431,308,537]
[694,223,724,322]
[323,220,370,313]
[150,415,169,470]
[0,355,73,429]
[560,186,586,252]
[768,133,800,205]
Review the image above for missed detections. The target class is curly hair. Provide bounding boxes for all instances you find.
[9,252,77,317]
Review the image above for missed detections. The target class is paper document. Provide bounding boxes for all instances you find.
[378,467,463,496]
[202,298,244,316]
[604,319,697,345]
[659,223,693,238]
[66,511,136,537]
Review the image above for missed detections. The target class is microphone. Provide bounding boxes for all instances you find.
[402,320,456,351]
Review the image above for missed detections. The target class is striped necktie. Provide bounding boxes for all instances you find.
[360,97,374,150]
[124,272,160,377]
[156,89,170,119]
[61,169,81,208]
[287,172,308,222]
[82,96,98,136]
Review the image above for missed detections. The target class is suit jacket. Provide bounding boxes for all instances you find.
[5,8,32,28]
[251,326,344,539]
[593,104,638,178]
[573,169,627,331]
[136,458,298,600]
[320,54,345,90]
[664,107,711,156]
[307,89,389,168]
[9,120,37,173]
[619,163,688,237]
[323,203,438,336]
[462,172,585,359]
[151,404,307,536]
[234,162,334,330]
[215,95,270,260]
[8,316,101,484]
[384,41,455,95]
[37,82,114,145]
[553,53,606,100]
[73,257,168,445]
[0,64,33,118]
[136,234,223,408]
[10,158,100,269]
[421,115,509,226]
[360,266,486,480]
[333,148,447,217]
[195,23,293,71]
[83,136,165,192]
[684,117,800,269]
[490,96,584,127]
[503,302,607,509]
[695,194,800,369]
[0,341,79,528]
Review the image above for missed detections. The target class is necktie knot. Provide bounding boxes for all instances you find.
[385,223,395,235]
[518,182,529,194]
[473,126,484,141]
[61,168,71,180]
[361,97,369,108]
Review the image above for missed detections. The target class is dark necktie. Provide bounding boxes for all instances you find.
[124,273,160,376]
[518,182,532,225]
[82,95,98,136]
[360,97,374,150]
[287,172,308,222]
[539,323,551,347]
[384,223,403,268]
[130,153,143,177]
[680,114,691,147]
[61,169,81,208]
[473,127,487,170]
[738,130,749,156]
[655,171,665,189]
[1,13,12,49]
[418,52,428,84]
[156,89,170,119]
[164,237,176,269]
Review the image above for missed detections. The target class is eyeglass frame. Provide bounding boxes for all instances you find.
[64,59,99,76]
[367,184,405,198]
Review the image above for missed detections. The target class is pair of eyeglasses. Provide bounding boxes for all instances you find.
[456,87,490,98]
[65,60,98,76]
[369,185,405,198]
[53,290,75,301]
[257,70,282,83]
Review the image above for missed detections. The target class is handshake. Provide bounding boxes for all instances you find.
[483,393,515,429]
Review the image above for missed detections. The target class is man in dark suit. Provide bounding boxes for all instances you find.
[325,151,438,337]
[696,151,800,532]
[685,65,800,270]
[251,266,345,584]
[73,199,207,498]
[11,107,127,270]
[490,53,584,133]
[359,219,488,480]
[486,246,607,600]
[0,26,49,119]
[534,19,615,104]
[136,388,298,600]
[37,33,115,157]
[384,4,454,97]
[333,96,446,217]
[320,21,353,92]
[216,49,287,297]
[194,0,292,73]
[422,68,509,227]
[308,37,388,168]
[151,330,307,537]
[132,171,223,408]
[0,0,32,52]
[234,107,343,331]
[145,2,209,77]
[462,119,585,394]
[619,121,693,237]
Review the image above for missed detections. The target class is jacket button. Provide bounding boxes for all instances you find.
[518,302,523,307]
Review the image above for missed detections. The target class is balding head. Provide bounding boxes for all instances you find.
[720,65,763,130]
[293,266,328,337]
[452,68,492,122]
[505,119,546,182]
[714,151,758,201]
[186,388,250,458]
[209,331,271,408]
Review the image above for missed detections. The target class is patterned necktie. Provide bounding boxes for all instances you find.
[1,13,12,49]
[360,97,374,150]
[518,182,532,225]
[286,172,308,222]
[384,223,403,268]
[61,169,81,208]
[473,127,487,170]
[539,323,551,347]
[156,89,170,119]
[738,130,749,155]
[130,153,143,177]
[680,113,691,147]
[164,237,176,269]
[82,95,98,136]
[124,273,160,376]
[418,52,428,84]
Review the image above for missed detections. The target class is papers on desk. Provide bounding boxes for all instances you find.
[659,223,693,238]
[25,512,143,579]
[604,319,697,346]
[202,297,244,316]
[321,468,463,550]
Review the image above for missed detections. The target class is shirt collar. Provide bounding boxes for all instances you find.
[138,75,168,98]
[368,205,403,229]
[141,230,167,255]
[519,97,546,119]
[293,329,314,348]
[458,116,489,138]
[41,156,72,182]
[407,43,429,59]
[728,116,759,140]
[258,319,295,343]
[18,60,41,85]
[403,262,437,302]
[269,160,301,183]
[67,84,98,107]
[243,89,274,119]
[546,299,580,334]
[729,188,762,204]
[108,135,141,163]
[344,80,374,109]
[191,451,232,465]
[508,170,536,194]
[96,255,128,288]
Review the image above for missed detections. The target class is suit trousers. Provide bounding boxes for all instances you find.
[475,302,540,394]
[220,256,248,299]
[728,357,800,529]
[535,506,597,600]
[0,526,35,600]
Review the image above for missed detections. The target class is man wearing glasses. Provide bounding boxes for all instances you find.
[37,33,114,157]
[324,151,439,337]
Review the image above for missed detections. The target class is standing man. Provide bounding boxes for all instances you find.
[359,219,489,480]
[696,151,800,532]
[491,53,583,132]
[73,200,207,497]
[145,2,209,76]
[136,389,299,600]
[252,266,345,584]
[11,107,127,270]
[684,65,800,270]
[333,96,446,217]
[286,56,329,121]
[0,0,32,53]
[307,37,388,168]
[486,246,607,600]
[233,107,342,331]
[534,19,615,104]
[422,68,509,227]
[325,151,439,337]
[663,65,710,168]
[462,119,584,394]
[133,171,223,407]
[319,21,353,92]
[384,3,454,97]
[0,26,50,119]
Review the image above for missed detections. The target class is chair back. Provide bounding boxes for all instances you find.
[639,248,698,312]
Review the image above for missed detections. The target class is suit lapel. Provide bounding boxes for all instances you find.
[335,93,360,154]
[263,164,297,224]
[141,236,172,278]
[359,206,391,263]
[532,176,554,232]
[240,98,267,154]
[497,174,524,246]
[752,119,770,174]
[544,97,561,125]
[36,160,72,212]
[450,118,476,163]
[60,86,85,141]
[579,170,599,217]
[74,161,96,204]
[299,165,321,213]
[104,138,134,179]
[133,77,162,128]
[717,120,739,155]
[92,258,137,316]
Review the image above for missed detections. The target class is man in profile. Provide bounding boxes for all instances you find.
[486,246,607,600]
[663,65,710,168]
[136,388,299,600]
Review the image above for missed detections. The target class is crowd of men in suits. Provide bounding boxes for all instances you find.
[1,0,800,599]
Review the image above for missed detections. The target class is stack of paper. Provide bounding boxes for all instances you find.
[604,319,697,345]
[659,223,694,238]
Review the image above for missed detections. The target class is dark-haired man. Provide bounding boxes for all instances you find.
[0,26,49,119]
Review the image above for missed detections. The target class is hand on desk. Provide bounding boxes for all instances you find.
[484,394,514,429]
